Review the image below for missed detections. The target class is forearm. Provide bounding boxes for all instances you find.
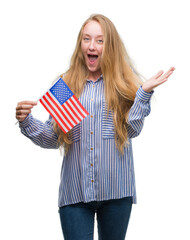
[127,86,154,138]
[19,114,59,149]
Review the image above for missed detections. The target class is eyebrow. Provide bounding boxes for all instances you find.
[83,33,103,38]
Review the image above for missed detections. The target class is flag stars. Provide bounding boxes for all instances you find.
[50,78,73,105]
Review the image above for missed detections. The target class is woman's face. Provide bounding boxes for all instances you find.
[81,20,104,79]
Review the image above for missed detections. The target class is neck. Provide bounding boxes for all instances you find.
[88,70,102,82]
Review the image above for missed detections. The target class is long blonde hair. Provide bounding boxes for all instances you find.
[54,14,143,154]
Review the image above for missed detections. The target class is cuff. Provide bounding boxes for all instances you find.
[19,114,32,128]
[136,86,154,102]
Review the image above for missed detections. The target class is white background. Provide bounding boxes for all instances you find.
[0,0,190,239]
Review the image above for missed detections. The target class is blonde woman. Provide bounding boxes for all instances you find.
[16,14,175,240]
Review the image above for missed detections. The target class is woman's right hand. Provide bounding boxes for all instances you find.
[16,101,37,122]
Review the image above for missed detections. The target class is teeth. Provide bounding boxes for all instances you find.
[88,55,98,61]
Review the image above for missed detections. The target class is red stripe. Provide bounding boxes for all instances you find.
[46,92,74,128]
[72,95,89,115]
[42,95,70,132]
[64,101,81,122]
[39,99,67,133]
[69,97,85,118]
[61,102,78,125]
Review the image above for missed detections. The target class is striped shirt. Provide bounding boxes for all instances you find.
[19,75,153,207]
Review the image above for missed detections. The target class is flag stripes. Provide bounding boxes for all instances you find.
[46,92,75,127]
[39,78,89,133]
[72,95,89,116]
[40,97,69,133]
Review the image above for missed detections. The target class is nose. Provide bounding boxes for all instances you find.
[89,39,95,51]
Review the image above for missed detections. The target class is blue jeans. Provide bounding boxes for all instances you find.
[59,197,132,240]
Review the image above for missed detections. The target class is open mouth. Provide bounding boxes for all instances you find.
[87,54,98,64]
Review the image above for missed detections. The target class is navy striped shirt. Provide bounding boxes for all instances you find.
[19,76,153,207]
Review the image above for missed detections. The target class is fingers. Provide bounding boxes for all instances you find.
[16,101,37,107]
[154,66,175,81]
[155,70,164,79]
[142,66,175,92]
[16,101,37,110]
[162,66,175,79]
[16,101,37,122]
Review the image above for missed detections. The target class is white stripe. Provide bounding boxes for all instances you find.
[41,97,69,133]
[67,99,83,120]
[64,102,81,123]
[48,91,76,127]
[45,93,72,129]
[71,96,88,117]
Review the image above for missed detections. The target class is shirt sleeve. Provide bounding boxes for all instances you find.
[127,86,154,138]
[19,114,59,149]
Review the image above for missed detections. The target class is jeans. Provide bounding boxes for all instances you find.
[59,197,132,240]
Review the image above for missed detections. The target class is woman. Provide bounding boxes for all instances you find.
[16,14,175,240]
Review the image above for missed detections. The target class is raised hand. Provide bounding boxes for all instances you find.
[142,66,175,93]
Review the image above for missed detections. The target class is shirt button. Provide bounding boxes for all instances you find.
[91,163,93,167]
[90,131,93,134]
[90,147,93,150]
[91,179,94,182]
[91,98,93,101]
[90,115,93,118]
[93,85,95,88]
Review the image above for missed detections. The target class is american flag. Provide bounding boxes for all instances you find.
[39,77,89,133]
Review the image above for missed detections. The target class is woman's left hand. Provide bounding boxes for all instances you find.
[142,66,175,93]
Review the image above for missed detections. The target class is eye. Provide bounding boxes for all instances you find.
[83,37,90,41]
[97,39,103,44]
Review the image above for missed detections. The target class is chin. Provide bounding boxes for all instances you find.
[89,68,98,73]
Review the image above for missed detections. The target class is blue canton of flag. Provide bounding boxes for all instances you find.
[50,79,73,105]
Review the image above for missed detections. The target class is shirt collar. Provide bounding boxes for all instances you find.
[86,74,103,84]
